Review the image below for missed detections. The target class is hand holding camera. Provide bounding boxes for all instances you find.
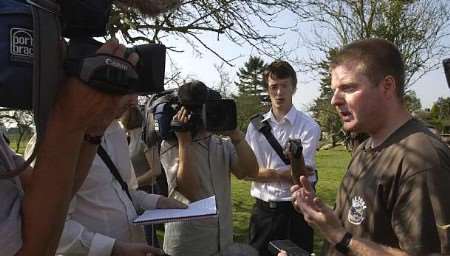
[285,139,313,184]
[172,107,193,146]
[53,40,139,136]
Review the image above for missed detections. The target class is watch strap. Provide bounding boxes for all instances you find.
[335,232,352,255]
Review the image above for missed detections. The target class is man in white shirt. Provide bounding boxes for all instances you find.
[245,60,321,255]
[55,95,185,256]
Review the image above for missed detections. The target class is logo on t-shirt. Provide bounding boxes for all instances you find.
[348,196,367,225]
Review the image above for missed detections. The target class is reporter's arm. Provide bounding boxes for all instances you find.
[165,107,201,201]
[19,109,87,255]
[57,197,116,256]
[228,129,258,179]
[131,190,186,210]
[175,137,201,201]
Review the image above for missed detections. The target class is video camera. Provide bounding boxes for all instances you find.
[0,0,167,141]
[61,0,166,95]
[145,81,237,144]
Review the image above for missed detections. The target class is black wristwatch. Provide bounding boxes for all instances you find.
[335,232,352,255]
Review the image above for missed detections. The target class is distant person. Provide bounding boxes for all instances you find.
[159,81,258,256]
[288,38,450,255]
[245,60,320,255]
[121,105,164,247]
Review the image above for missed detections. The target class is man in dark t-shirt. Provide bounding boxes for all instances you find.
[284,38,450,256]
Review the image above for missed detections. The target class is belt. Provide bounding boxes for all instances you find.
[255,198,292,209]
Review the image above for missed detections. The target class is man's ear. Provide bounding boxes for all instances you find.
[381,75,397,99]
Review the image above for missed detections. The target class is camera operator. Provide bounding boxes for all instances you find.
[159,81,258,256]
[0,40,140,256]
[288,38,450,256]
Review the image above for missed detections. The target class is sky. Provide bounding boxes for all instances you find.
[159,11,450,113]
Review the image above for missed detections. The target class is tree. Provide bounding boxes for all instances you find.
[235,56,266,98]
[0,110,33,152]
[430,97,450,133]
[234,56,269,130]
[403,91,422,113]
[110,1,308,65]
[299,0,450,88]
[309,49,342,146]
[214,62,233,98]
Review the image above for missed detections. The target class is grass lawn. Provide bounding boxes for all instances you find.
[231,146,351,254]
[6,133,31,155]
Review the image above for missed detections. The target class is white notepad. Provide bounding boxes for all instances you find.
[133,196,217,225]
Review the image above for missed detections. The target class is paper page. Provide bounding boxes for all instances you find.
[134,195,217,224]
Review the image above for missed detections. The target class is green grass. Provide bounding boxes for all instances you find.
[6,133,32,155]
[231,146,351,253]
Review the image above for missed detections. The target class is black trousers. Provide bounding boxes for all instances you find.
[249,199,314,256]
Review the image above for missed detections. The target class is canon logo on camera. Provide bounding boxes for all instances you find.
[10,27,33,63]
[105,58,128,71]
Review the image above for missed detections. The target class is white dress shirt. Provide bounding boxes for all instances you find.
[245,106,320,202]
[56,121,161,256]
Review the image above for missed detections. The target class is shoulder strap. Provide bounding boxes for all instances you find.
[97,145,133,201]
[30,0,64,143]
[250,113,290,165]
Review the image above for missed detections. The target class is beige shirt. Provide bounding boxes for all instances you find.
[160,135,237,256]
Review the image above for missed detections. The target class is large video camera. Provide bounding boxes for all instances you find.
[145,81,237,143]
[0,0,168,141]
[61,0,166,95]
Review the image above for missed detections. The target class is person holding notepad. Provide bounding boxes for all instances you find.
[53,95,186,256]
[160,81,259,256]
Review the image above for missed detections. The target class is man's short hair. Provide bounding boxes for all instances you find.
[330,38,405,98]
[263,60,297,89]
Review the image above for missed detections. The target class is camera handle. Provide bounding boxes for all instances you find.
[65,53,139,95]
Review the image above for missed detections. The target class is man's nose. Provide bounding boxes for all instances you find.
[274,87,283,96]
[331,90,343,106]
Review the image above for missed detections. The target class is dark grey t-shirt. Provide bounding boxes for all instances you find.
[0,136,24,255]
[325,119,450,255]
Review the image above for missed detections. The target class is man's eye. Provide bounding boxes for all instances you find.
[343,87,355,93]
